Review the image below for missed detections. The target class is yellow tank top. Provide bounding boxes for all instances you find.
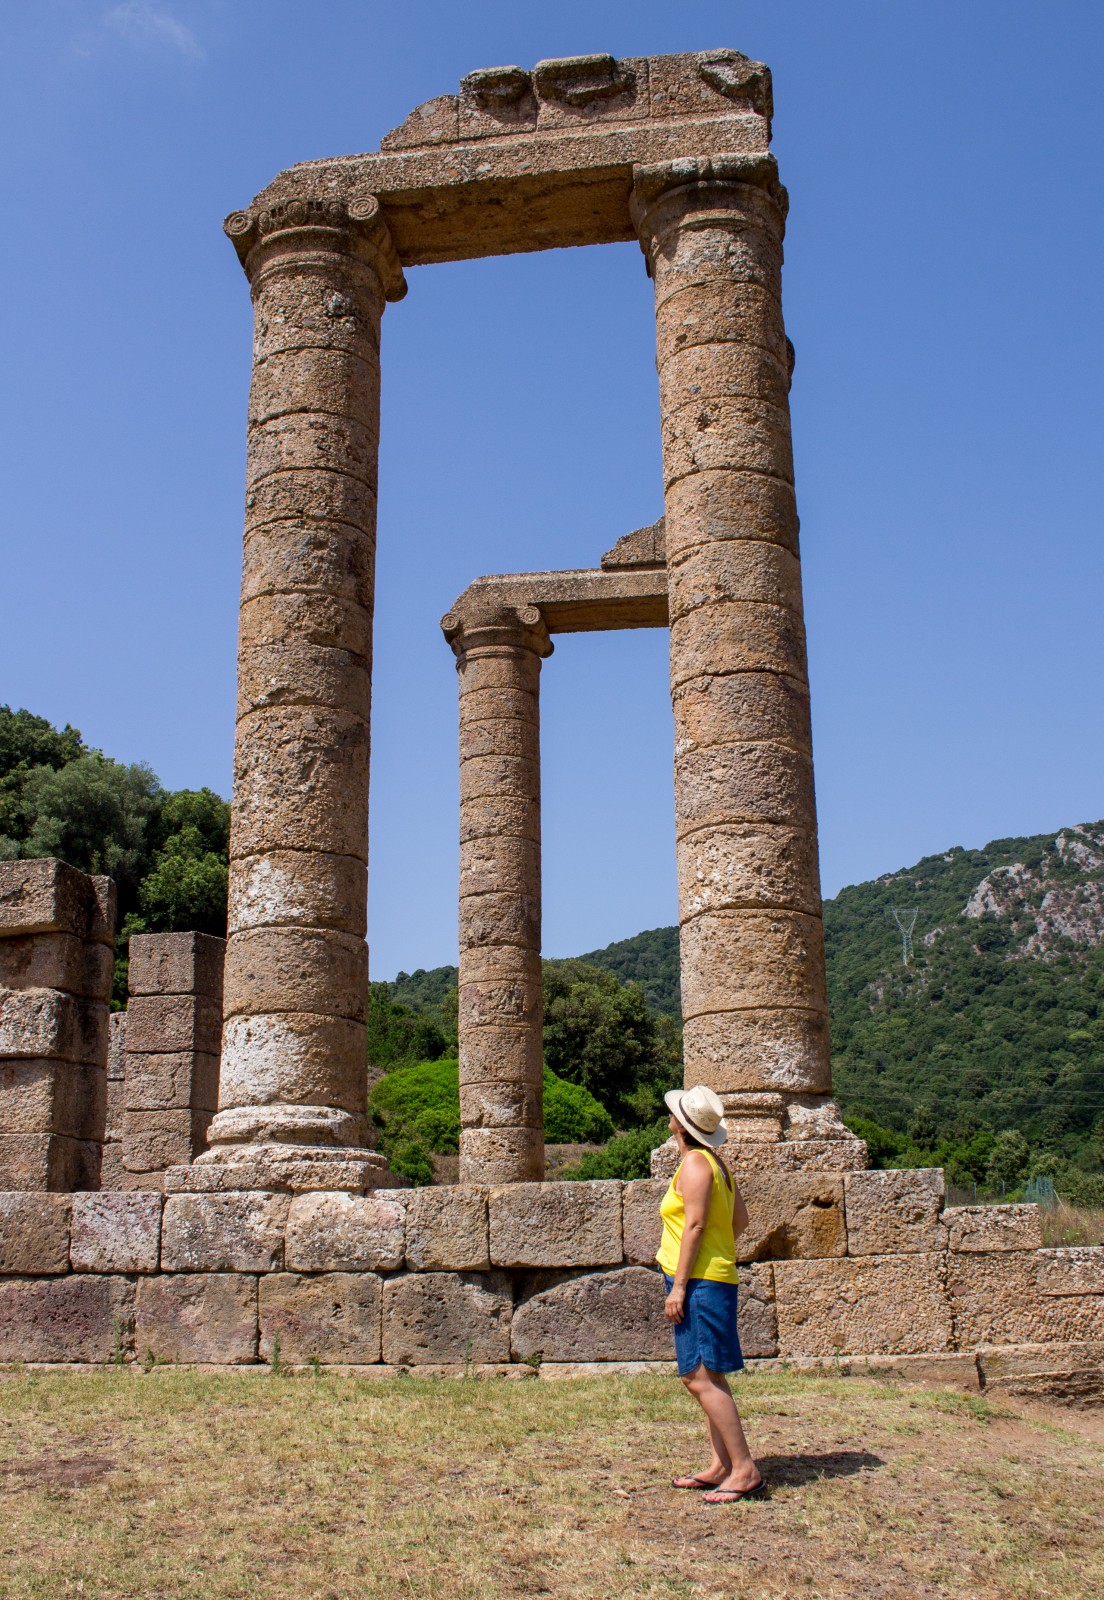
[656,1148,738,1285]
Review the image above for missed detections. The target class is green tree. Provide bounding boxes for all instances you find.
[366,984,449,1069]
[542,960,678,1123]
[986,1129,1030,1187]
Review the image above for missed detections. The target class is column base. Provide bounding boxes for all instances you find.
[166,1142,397,1195]
[205,1103,368,1148]
[653,1093,867,1179]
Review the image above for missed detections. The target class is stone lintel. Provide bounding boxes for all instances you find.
[601,516,665,571]
[234,52,772,267]
[444,566,667,647]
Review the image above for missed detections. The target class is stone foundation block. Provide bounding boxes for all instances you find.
[976,1341,1104,1385]
[382,1271,512,1364]
[259,1272,382,1364]
[622,1179,665,1266]
[774,1253,952,1356]
[489,1180,622,1268]
[393,1185,489,1271]
[128,932,225,1000]
[98,1143,127,1191]
[136,1273,257,1364]
[844,1168,945,1255]
[71,1192,162,1274]
[1037,1247,1104,1297]
[122,1109,211,1173]
[125,1053,220,1113]
[512,1266,670,1362]
[284,1191,405,1272]
[0,933,114,1000]
[0,858,114,943]
[0,1059,106,1139]
[948,1252,1104,1346]
[0,989,108,1066]
[124,994,222,1056]
[738,1262,779,1358]
[0,1131,99,1191]
[162,1193,290,1272]
[942,1204,1043,1253]
[0,1274,133,1363]
[0,1193,71,1273]
[739,1173,846,1261]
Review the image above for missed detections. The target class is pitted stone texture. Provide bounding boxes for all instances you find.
[122,1110,211,1174]
[774,1254,952,1357]
[738,1262,779,1358]
[396,1185,489,1271]
[223,926,368,1023]
[125,1053,219,1113]
[228,851,367,939]
[651,1134,865,1181]
[677,824,820,918]
[161,1192,290,1272]
[1037,1247,1104,1297]
[512,1266,669,1362]
[948,1251,1104,1346]
[976,1341,1104,1385]
[0,989,108,1067]
[738,1173,845,1262]
[0,933,114,1000]
[622,1179,665,1266]
[216,1012,366,1120]
[382,1270,512,1364]
[136,1273,258,1364]
[70,1192,162,1274]
[0,1193,71,1274]
[0,1059,106,1140]
[489,1181,622,1268]
[942,1205,1043,1253]
[460,1127,544,1187]
[0,1275,133,1363]
[0,858,114,944]
[682,1009,832,1097]
[167,1145,391,1195]
[284,1190,405,1272]
[679,911,828,1017]
[259,1272,382,1364]
[672,672,811,757]
[0,1131,99,1192]
[125,995,222,1057]
[844,1169,945,1256]
[128,933,224,1000]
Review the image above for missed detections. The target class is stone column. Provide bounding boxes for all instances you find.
[203,195,405,1171]
[632,154,838,1142]
[442,603,551,1183]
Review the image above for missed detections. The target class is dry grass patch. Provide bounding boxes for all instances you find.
[0,1368,1100,1599]
[1040,1201,1104,1247]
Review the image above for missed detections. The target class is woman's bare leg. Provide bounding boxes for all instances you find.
[682,1367,759,1490]
[676,1372,730,1484]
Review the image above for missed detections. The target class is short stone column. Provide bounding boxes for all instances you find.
[202,196,406,1174]
[0,859,115,1189]
[633,154,836,1138]
[442,602,551,1183]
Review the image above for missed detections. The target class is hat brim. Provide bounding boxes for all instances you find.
[664,1089,728,1148]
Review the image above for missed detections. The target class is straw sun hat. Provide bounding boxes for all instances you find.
[664,1084,729,1149]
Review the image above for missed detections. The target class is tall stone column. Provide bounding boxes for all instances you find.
[442,603,551,1183]
[203,195,406,1169]
[633,154,838,1141]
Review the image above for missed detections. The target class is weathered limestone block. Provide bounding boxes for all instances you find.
[942,1204,1043,1253]
[674,741,815,837]
[125,1053,219,1113]
[166,1147,390,1196]
[382,1270,512,1364]
[622,1179,665,1266]
[774,1254,952,1357]
[976,1340,1104,1386]
[489,1181,622,1269]
[739,1262,779,1358]
[947,1251,1104,1346]
[161,1192,290,1272]
[0,1059,106,1139]
[663,467,799,558]
[739,1173,846,1261]
[0,989,108,1066]
[228,850,367,939]
[284,1190,404,1272]
[0,1193,71,1274]
[672,671,810,756]
[682,1008,832,1097]
[459,1127,544,1188]
[124,995,222,1056]
[0,1274,134,1363]
[122,1109,212,1174]
[0,858,114,944]
[512,1266,669,1362]
[1037,1247,1104,1297]
[394,1185,489,1271]
[679,911,828,1017]
[0,933,114,1000]
[136,1274,258,1364]
[0,1132,99,1192]
[259,1272,382,1364]
[70,1192,162,1274]
[844,1169,945,1256]
[676,823,820,919]
[223,926,368,1023]
[128,932,224,1001]
[216,1011,366,1120]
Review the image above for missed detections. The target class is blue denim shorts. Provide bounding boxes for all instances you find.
[663,1273,744,1377]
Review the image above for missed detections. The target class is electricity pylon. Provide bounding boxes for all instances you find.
[891,907,919,966]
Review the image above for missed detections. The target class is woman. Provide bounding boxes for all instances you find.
[657,1083,765,1503]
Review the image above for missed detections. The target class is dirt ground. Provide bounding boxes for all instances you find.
[0,1367,1101,1600]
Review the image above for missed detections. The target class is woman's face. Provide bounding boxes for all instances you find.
[668,1113,682,1139]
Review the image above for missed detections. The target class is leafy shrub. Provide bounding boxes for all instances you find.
[559,1118,670,1181]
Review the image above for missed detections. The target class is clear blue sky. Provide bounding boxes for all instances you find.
[2,2,1101,978]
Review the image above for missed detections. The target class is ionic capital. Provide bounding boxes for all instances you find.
[224,194,407,301]
[630,152,788,270]
[441,600,552,662]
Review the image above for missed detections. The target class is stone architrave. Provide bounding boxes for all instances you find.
[631,152,836,1137]
[442,601,551,1183]
[200,194,406,1184]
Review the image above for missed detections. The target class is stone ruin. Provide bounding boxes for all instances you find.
[0,50,1100,1388]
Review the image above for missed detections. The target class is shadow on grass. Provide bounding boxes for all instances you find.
[757,1450,885,1488]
